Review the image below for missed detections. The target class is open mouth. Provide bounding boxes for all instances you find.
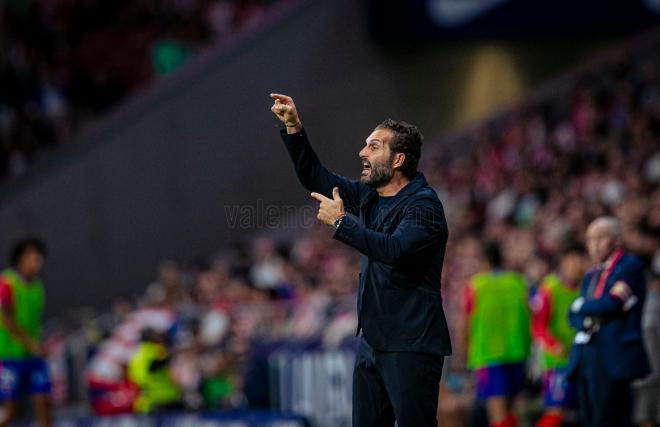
[361,160,371,176]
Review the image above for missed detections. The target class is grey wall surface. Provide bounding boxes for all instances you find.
[0,0,618,314]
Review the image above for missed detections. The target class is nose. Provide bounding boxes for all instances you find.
[358,146,368,158]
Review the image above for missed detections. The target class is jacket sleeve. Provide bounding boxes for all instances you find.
[281,127,365,214]
[332,200,446,265]
[569,310,587,331]
[577,294,624,317]
[577,260,644,317]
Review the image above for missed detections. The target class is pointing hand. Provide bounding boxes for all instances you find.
[310,187,345,226]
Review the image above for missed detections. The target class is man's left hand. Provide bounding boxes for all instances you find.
[311,187,345,226]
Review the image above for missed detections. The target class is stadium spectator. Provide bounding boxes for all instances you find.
[128,328,183,413]
[0,0,285,182]
[144,259,192,312]
[465,242,531,427]
[249,237,286,291]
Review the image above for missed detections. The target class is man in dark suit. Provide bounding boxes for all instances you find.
[270,93,451,427]
[567,216,650,427]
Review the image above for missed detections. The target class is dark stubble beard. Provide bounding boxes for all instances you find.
[361,157,394,188]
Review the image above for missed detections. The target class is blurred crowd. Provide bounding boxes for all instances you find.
[72,233,361,414]
[425,42,660,369]
[33,30,660,423]
[0,0,279,180]
[423,39,660,426]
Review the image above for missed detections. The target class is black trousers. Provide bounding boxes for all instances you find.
[352,338,444,427]
[577,344,633,427]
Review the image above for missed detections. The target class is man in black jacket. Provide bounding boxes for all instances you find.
[270,93,451,427]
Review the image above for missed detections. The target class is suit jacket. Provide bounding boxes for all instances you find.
[567,250,650,380]
[281,128,451,355]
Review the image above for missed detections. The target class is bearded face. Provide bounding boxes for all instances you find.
[360,154,394,187]
[359,128,396,188]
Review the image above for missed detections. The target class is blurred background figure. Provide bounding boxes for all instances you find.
[0,237,51,427]
[127,328,182,414]
[632,262,660,427]
[464,242,531,427]
[531,245,586,427]
[145,260,192,312]
[568,217,649,427]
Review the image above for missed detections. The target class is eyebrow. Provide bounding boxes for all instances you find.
[366,139,383,145]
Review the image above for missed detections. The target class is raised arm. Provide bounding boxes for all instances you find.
[270,93,303,134]
[270,93,365,214]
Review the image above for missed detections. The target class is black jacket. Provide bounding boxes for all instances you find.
[281,128,452,355]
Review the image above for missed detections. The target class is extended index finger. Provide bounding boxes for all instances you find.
[310,192,330,203]
[270,93,293,103]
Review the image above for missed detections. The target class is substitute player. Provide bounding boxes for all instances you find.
[0,237,52,427]
[532,245,585,427]
[465,242,531,427]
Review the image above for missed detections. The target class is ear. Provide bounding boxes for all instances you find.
[392,152,406,170]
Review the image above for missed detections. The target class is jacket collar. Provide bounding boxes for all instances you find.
[360,172,430,230]
[360,172,428,207]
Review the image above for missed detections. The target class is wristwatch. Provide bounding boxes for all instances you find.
[334,214,346,229]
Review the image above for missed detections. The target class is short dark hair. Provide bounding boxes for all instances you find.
[376,118,423,179]
[563,242,586,256]
[483,241,503,269]
[10,237,47,267]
